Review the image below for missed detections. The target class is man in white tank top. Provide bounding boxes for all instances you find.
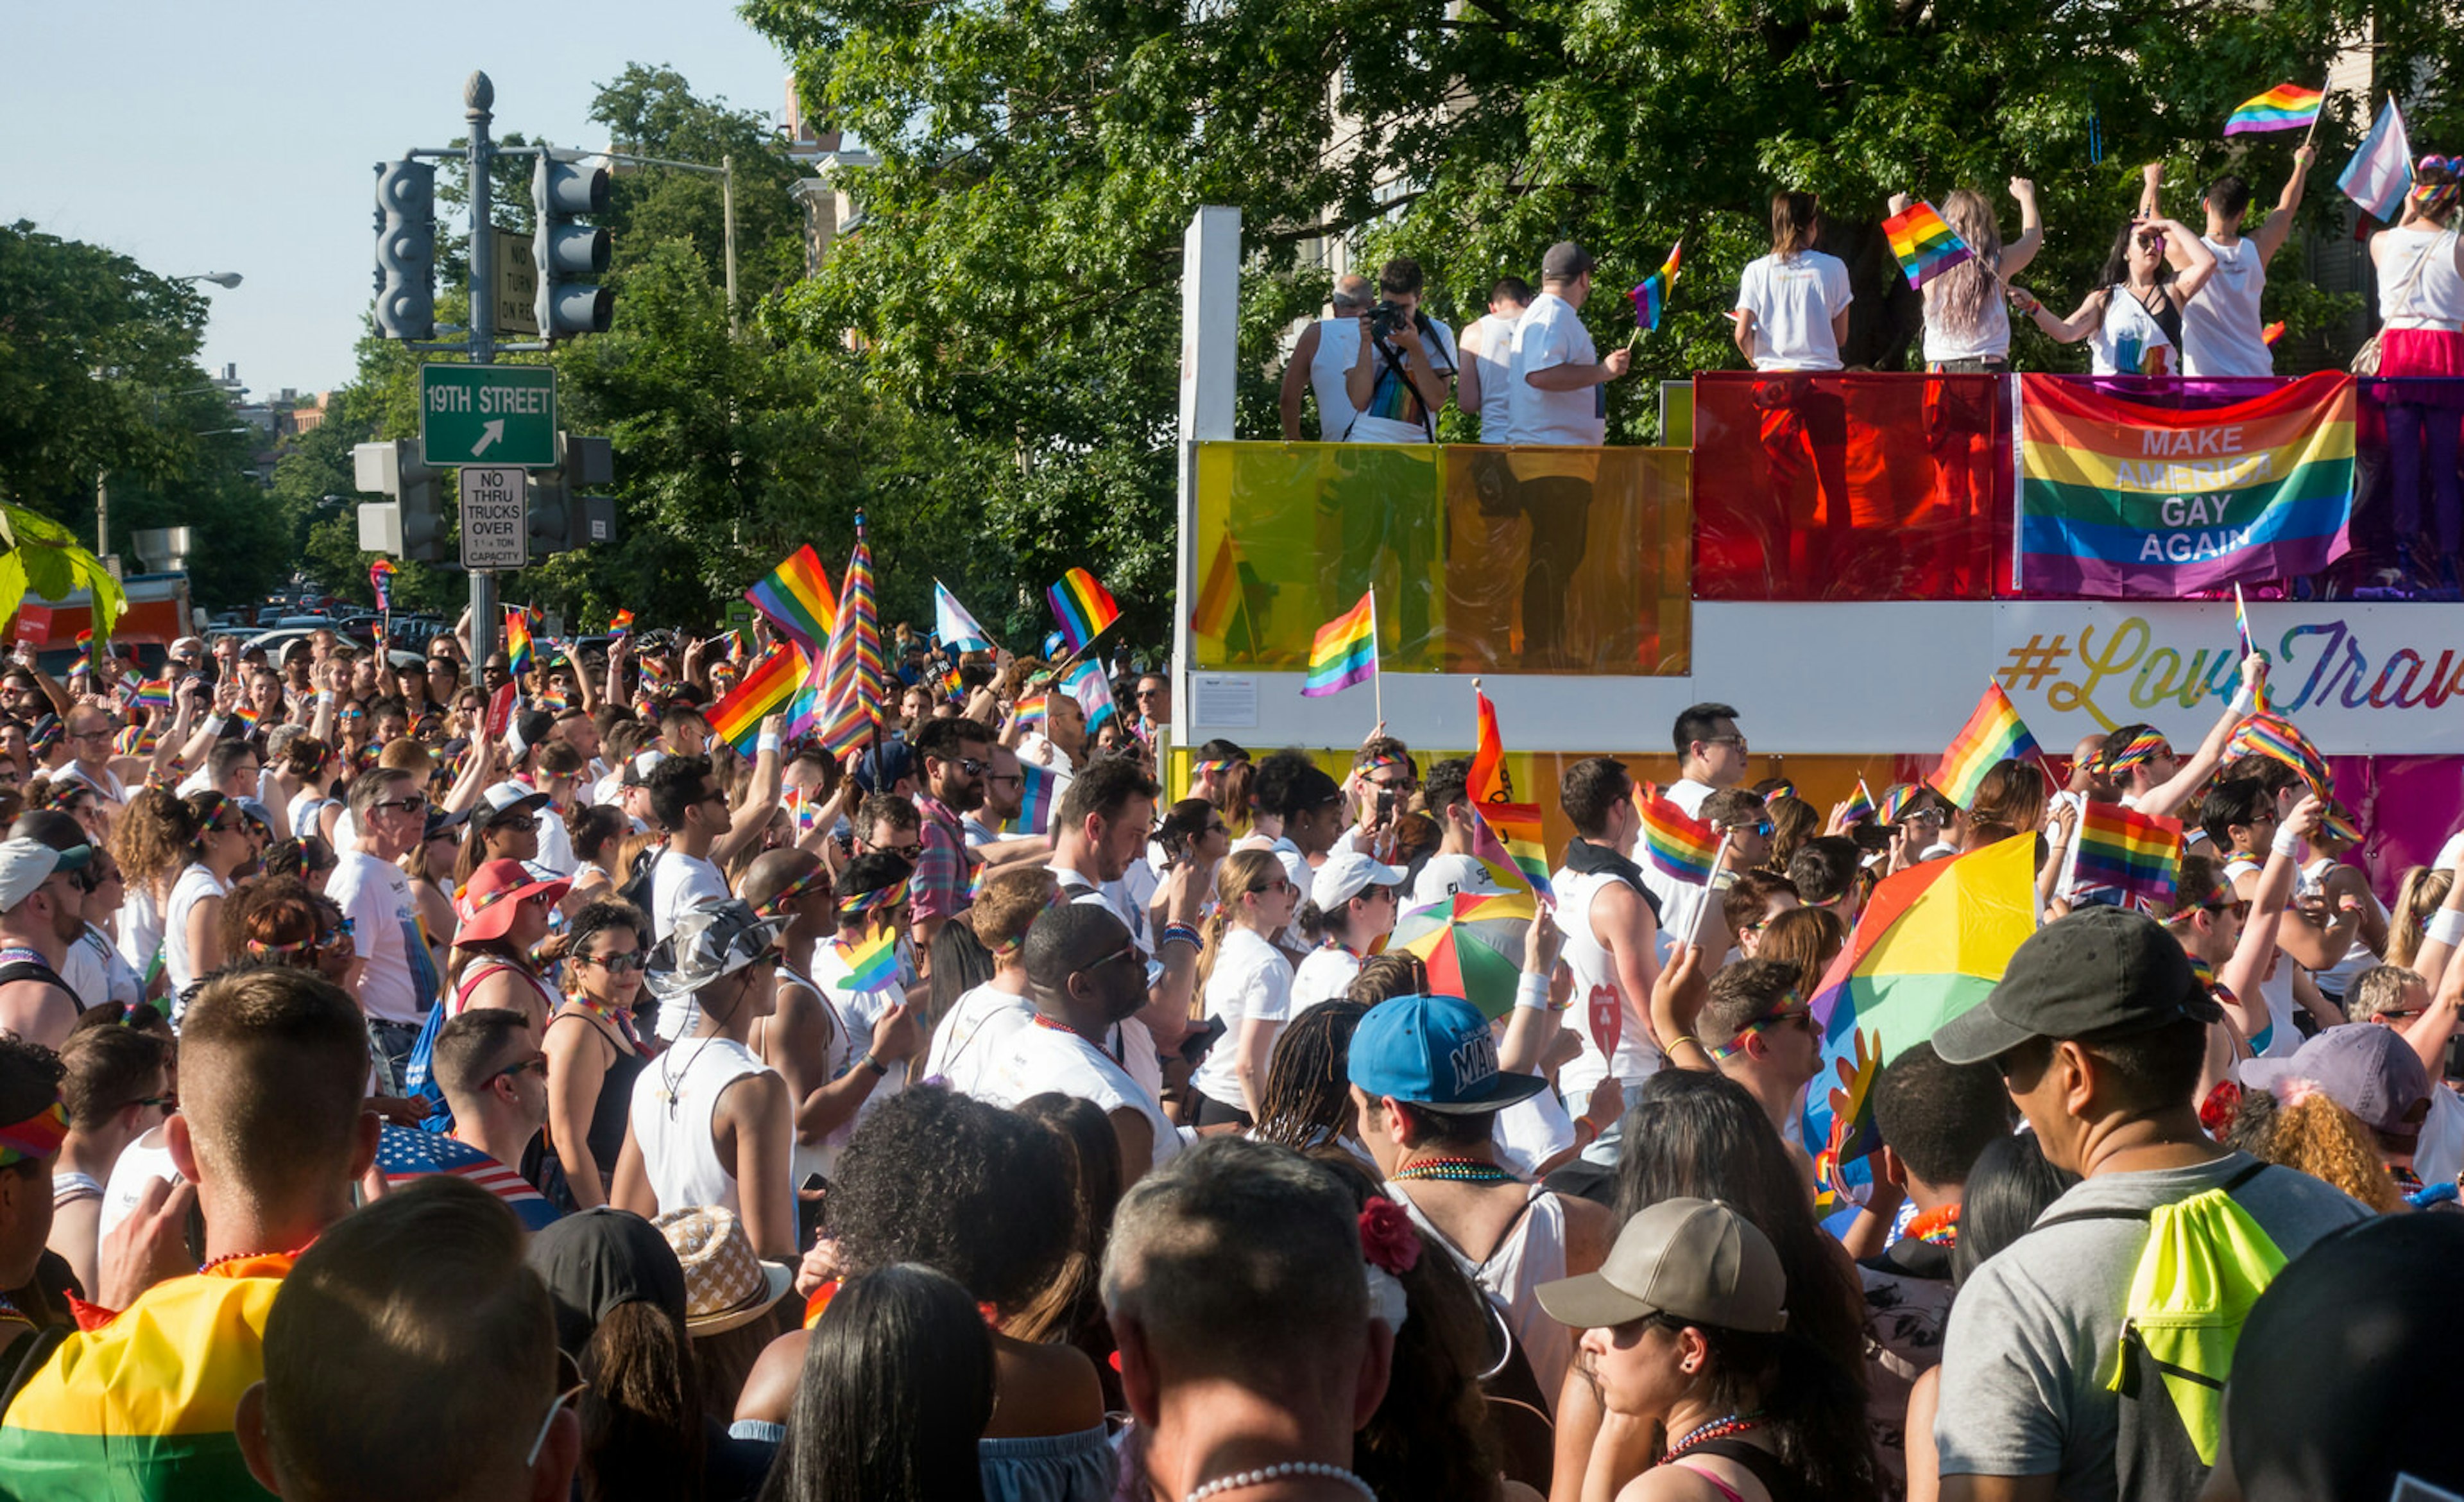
[2142,148,2316,377]
[1276,273,1373,441]
[1548,759,1666,1165]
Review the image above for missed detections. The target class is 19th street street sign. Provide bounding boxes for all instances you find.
[459,467,530,569]
[421,365,556,467]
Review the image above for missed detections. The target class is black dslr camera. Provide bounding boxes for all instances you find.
[1369,300,1418,340]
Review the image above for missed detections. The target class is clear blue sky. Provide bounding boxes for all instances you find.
[5,2,794,397]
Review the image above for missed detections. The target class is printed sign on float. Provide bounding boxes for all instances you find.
[459,467,529,571]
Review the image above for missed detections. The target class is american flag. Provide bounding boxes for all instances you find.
[375,1123,562,1231]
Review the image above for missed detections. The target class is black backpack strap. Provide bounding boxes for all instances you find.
[0,961,80,1015]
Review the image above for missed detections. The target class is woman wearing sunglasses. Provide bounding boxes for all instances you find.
[164,792,253,1012]
[446,859,571,1033]
[456,781,551,888]
[542,899,653,1209]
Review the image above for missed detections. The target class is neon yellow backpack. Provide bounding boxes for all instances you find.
[2034,1160,2286,1500]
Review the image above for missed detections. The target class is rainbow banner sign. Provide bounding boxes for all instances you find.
[2015,371,2357,596]
[1881,201,1974,289]
[2226,83,2325,137]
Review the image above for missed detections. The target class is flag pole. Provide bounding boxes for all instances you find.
[1691,831,1735,950]
[1369,591,1384,732]
[2301,80,2329,150]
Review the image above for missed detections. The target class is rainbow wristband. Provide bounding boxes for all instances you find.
[1161,923,1202,952]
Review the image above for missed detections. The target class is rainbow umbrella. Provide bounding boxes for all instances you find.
[1393,890,1537,1020]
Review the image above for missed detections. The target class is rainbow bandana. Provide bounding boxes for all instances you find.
[2101,728,2170,773]
[755,864,831,919]
[0,1100,67,1167]
[837,877,911,917]
[1192,757,1240,782]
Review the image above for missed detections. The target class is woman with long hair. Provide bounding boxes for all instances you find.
[758,1264,995,1502]
[2014,215,2217,375]
[542,900,653,1211]
[278,734,343,847]
[403,806,466,982]
[527,1207,712,1502]
[1008,1091,1127,1408]
[1756,906,1846,999]
[1253,999,1371,1155]
[1894,180,2042,373]
[164,791,252,1009]
[109,787,197,997]
[1764,795,1819,877]
[2370,156,2464,589]
[564,803,631,906]
[456,784,551,886]
[2386,864,2453,970]
[1961,760,2049,852]
[1190,847,1301,1126]
[1733,191,1854,371]
[445,858,569,1030]
[1192,740,1256,840]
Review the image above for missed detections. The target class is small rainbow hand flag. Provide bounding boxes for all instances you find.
[2262,320,2286,347]
[834,928,900,993]
[707,644,807,753]
[1472,801,1556,905]
[608,609,635,637]
[2226,710,2330,797]
[2074,800,2183,908]
[504,610,534,677]
[1628,241,1683,332]
[1005,761,1058,836]
[745,546,837,653]
[2226,83,2325,137]
[1301,592,1378,699]
[132,679,173,714]
[1881,200,1976,290]
[1841,779,1878,825]
[1929,682,2043,809]
[1636,790,1720,885]
[230,700,262,730]
[1045,568,1121,654]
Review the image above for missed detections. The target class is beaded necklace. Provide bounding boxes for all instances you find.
[1659,1410,1765,1466]
[1390,1155,1515,1184]
[1903,1203,1960,1248]
[565,992,641,1049]
[1032,1010,1120,1064]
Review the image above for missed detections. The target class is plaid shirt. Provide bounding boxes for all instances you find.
[910,791,980,922]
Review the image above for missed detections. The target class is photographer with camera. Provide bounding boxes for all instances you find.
[1342,257,1459,444]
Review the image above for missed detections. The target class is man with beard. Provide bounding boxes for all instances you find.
[0,838,92,1048]
[910,717,993,954]
[984,903,1182,1180]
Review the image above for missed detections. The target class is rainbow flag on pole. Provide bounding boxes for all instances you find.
[1636,790,1720,885]
[1881,200,1975,289]
[607,609,635,637]
[1467,684,1513,805]
[1471,802,1556,906]
[745,546,837,653]
[816,519,886,757]
[1045,568,1121,653]
[1627,241,1683,331]
[1929,681,2043,808]
[1190,537,1245,641]
[707,643,807,752]
[2073,800,2183,908]
[2225,710,2330,797]
[504,610,533,678]
[2226,83,2325,136]
[1841,778,1878,825]
[1301,592,1378,698]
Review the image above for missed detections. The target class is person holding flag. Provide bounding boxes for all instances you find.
[2370,153,2464,590]
[2140,146,2319,377]
[2208,780,2359,1054]
[1886,180,2044,373]
[1549,757,1665,1167]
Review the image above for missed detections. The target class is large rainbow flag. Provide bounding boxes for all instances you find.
[1301,592,1378,698]
[1881,201,1974,289]
[2226,83,2325,136]
[1929,681,2042,808]
[744,546,837,653]
[1636,791,1720,885]
[816,519,886,757]
[1045,568,1121,654]
[2015,371,2357,596]
[2073,800,2183,908]
[1800,833,2041,1204]
[708,643,808,752]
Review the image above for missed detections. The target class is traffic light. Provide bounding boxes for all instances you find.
[353,440,446,562]
[372,160,437,341]
[527,433,616,557]
[532,156,612,339]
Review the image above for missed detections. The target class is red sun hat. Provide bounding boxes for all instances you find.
[454,858,572,945]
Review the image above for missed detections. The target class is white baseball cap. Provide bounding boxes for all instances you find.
[0,837,89,912]
[1412,852,1518,904]
[1311,850,1408,911]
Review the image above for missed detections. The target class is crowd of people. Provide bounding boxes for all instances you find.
[0,616,2460,1502]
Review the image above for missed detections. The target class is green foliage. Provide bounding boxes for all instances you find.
[0,501,124,637]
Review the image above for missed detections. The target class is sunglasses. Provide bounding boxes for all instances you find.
[494,1054,550,1085]
[583,949,647,972]
[492,813,539,832]
[373,796,430,815]
[1074,940,1141,978]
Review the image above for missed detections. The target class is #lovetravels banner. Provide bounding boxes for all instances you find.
[2015,371,2357,596]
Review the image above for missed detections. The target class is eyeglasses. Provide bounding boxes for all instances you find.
[1703,734,1749,750]
[492,814,539,832]
[583,949,646,972]
[954,757,990,776]
[526,1381,588,1469]
[373,795,430,815]
[867,839,925,860]
[522,890,556,907]
[987,773,1023,789]
[1073,940,1141,978]
[2205,899,2254,922]
[1134,688,1163,700]
[209,819,243,835]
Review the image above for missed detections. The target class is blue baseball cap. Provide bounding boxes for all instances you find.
[1348,994,1548,1114]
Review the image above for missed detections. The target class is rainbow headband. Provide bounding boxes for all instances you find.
[0,1100,69,1168]
[2101,729,2169,773]
[2413,156,2461,218]
[1706,992,1804,1062]
[837,877,911,917]
[1192,757,1240,781]
[755,865,831,918]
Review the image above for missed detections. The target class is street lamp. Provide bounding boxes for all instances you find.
[178,273,244,289]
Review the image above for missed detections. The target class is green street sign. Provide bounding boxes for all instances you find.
[419,364,556,467]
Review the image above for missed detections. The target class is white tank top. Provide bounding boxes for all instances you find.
[1469,311,1519,436]
[1551,863,1664,1103]
[1306,316,1363,441]
[2298,858,2381,1000]
[631,1035,769,1217]
[2379,227,2464,329]
[1391,1182,1574,1412]
[2090,286,2178,376]
[2182,237,2272,377]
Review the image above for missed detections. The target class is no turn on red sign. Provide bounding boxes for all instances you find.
[459,467,529,570]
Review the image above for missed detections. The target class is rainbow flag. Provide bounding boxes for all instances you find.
[1929,681,2043,808]
[2226,710,2329,796]
[1878,782,1920,824]
[504,610,533,677]
[834,928,900,993]
[1045,567,1121,654]
[816,518,886,757]
[1301,591,1378,699]
[132,678,173,714]
[1063,660,1118,733]
[1800,834,2039,1206]
[1841,778,1878,825]
[1190,537,1245,640]
[1628,241,1683,332]
[2016,371,2358,595]
[230,699,262,730]
[1468,684,1513,805]
[369,557,397,613]
[2262,320,2286,347]
[1636,792,1720,885]
[2226,83,2325,137]
[1472,801,1555,905]
[0,1261,293,1497]
[2073,800,2182,908]
[745,546,838,653]
[1013,693,1047,727]
[1003,761,1058,836]
[608,608,635,637]
[708,643,808,753]
[1881,201,1975,290]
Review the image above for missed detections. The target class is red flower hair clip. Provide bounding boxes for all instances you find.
[1359,1198,1421,1276]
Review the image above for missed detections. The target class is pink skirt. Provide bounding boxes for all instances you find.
[2379,326,2464,378]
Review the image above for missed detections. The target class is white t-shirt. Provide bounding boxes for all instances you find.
[2182,237,2272,377]
[1467,309,1520,437]
[1289,944,1364,1015]
[983,1019,1183,1170]
[1735,252,1852,370]
[927,981,1036,1099]
[162,864,228,1000]
[1503,292,1605,447]
[116,884,163,985]
[329,847,423,1025]
[1344,316,1458,444]
[651,847,733,1042]
[533,804,578,877]
[62,924,142,1014]
[1191,928,1293,1109]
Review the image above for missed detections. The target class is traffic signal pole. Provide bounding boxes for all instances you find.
[466,70,498,666]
